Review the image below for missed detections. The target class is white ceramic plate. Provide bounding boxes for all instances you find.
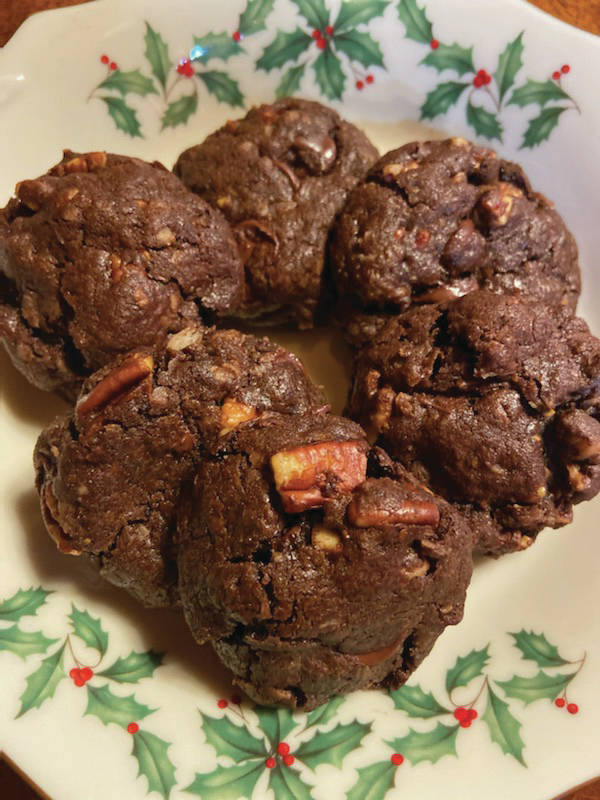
[1,1,599,798]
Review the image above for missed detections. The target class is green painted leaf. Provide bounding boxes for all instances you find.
[334,0,388,32]
[269,763,312,799]
[132,730,177,799]
[69,604,109,656]
[197,71,244,107]
[192,32,243,64]
[421,43,475,76]
[347,760,397,800]
[446,646,490,694]
[16,642,66,717]
[397,0,433,44]
[144,21,172,90]
[98,69,157,97]
[509,79,570,108]
[295,721,370,770]
[256,28,312,72]
[254,706,297,745]
[313,47,346,100]
[510,630,569,667]
[334,31,384,68]
[97,650,164,683]
[201,711,266,760]
[390,683,451,717]
[482,685,526,765]
[161,92,198,129]
[0,625,57,660]
[276,64,306,98]
[239,0,276,36]
[305,695,344,729]
[184,759,264,799]
[521,105,567,148]
[84,684,155,727]
[466,101,503,141]
[494,31,524,102]
[497,670,576,706]
[100,96,142,137]
[420,81,469,119]
[388,722,459,765]
[292,0,329,29]
[0,587,52,622]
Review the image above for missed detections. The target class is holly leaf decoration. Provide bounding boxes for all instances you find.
[292,0,329,30]
[256,28,312,72]
[334,31,384,68]
[69,604,109,656]
[466,101,503,141]
[254,706,297,746]
[497,670,576,706]
[521,105,567,148]
[132,730,177,800]
[100,96,142,137]
[276,64,306,98]
[0,625,57,659]
[197,71,244,107]
[305,695,345,729]
[200,711,266,761]
[144,21,172,91]
[313,47,346,100]
[334,0,389,33]
[421,43,475,76]
[268,763,312,799]
[185,759,264,800]
[16,642,66,717]
[390,683,451,717]
[397,0,433,44]
[510,630,569,667]
[295,721,370,770]
[387,722,459,765]
[239,0,276,36]
[97,649,164,683]
[0,587,52,622]
[420,81,469,119]
[347,760,397,800]
[192,32,243,64]
[98,69,158,97]
[161,92,198,129]
[509,79,570,108]
[482,685,526,765]
[446,646,490,694]
[494,31,524,102]
[84,684,156,727]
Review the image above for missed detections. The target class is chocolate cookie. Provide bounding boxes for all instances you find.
[348,291,600,555]
[34,325,325,607]
[177,413,472,709]
[174,97,378,327]
[330,138,580,346]
[0,150,243,398]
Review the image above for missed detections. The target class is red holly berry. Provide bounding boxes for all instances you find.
[391,753,404,766]
[283,754,295,766]
[469,708,478,720]
[230,694,242,705]
[552,70,561,80]
[473,75,484,88]
[366,74,374,84]
[217,699,228,709]
[127,722,139,734]
[325,25,334,36]
[316,37,326,49]
[561,64,570,74]
[460,719,472,728]
[277,742,290,756]
[265,757,276,769]
[555,697,566,708]
[232,31,242,42]
[430,39,439,50]
[453,707,468,721]
[312,29,321,39]
[74,675,86,687]
[81,666,93,681]
[100,54,109,65]
[69,668,79,679]
[356,80,364,90]
[110,61,118,71]
[567,703,579,714]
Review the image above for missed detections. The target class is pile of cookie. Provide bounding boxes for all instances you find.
[1,99,599,711]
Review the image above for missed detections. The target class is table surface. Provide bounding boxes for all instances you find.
[0,0,599,798]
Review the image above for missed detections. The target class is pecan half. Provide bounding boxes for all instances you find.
[76,353,154,416]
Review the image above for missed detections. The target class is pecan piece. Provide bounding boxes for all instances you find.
[312,526,343,554]
[347,493,440,528]
[219,398,258,436]
[476,182,523,227]
[76,353,154,416]
[50,151,107,176]
[167,326,203,352]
